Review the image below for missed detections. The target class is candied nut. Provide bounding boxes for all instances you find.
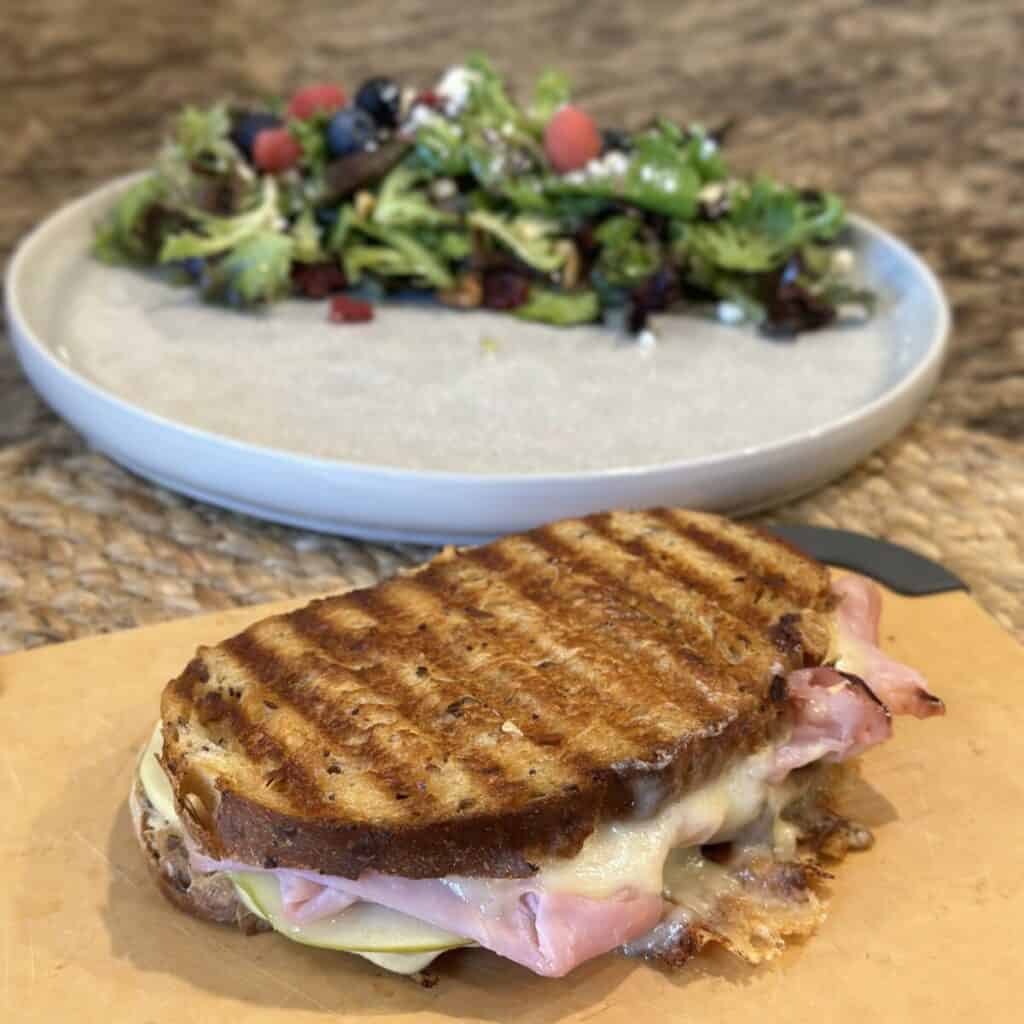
[439,271,483,309]
[555,239,580,289]
[354,190,376,219]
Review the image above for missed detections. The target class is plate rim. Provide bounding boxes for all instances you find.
[4,172,951,487]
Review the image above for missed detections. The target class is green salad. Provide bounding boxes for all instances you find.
[94,55,873,336]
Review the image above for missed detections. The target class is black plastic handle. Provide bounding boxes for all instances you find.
[767,525,966,596]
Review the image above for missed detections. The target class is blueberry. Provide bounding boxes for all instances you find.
[182,256,206,280]
[314,206,339,228]
[601,129,633,155]
[326,107,377,158]
[354,76,402,129]
[229,111,282,160]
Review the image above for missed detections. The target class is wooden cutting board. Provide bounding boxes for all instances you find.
[2,538,1022,1023]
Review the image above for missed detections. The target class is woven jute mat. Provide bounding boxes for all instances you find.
[0,416,1020,655]
[0,0,1021,652]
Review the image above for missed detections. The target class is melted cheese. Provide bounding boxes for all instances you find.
[138,723,179,826]
[536,746,789,899]
[138,723,804,973]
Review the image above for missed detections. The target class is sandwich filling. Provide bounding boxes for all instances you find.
[138,574,941,977]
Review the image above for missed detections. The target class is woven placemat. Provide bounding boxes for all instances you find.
[0,0,1021,652]
[0,417,1020,655]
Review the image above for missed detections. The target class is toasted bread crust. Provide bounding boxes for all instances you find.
[129,777,269,932]
[160,509,833,878]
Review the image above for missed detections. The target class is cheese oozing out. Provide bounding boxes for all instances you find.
[534,745,801,900]
[138,722,809,975]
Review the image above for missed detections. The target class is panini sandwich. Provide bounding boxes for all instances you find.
[131,509,943,978]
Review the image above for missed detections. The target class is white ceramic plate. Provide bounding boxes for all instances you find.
[5,176,948,544]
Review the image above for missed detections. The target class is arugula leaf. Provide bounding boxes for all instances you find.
[413,115,472,177]
[217,231,294,303]
[801,190,845,240]
[290,207,325,263]
[174,104,234,164]
[424,55,545,187]
[619,126,702,217]
[498,178,552,213]
[289,112,330,172]
[684,221,787,272]
[373,165,457,229]
[343,220,454,289]
[678,178,850,276]
[464,53,523,128]
[326,204,357,251]
[437,230,471,261]
[158,177,282,262]
[92,174,167,263]
[678,122,729,184]
[514,287,599,325]
[594,216,661,286]
[467,210,565,273]
[528,69,571,126]
[540,124,702,219]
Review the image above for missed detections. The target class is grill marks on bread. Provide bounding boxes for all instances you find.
[160,509,834,876]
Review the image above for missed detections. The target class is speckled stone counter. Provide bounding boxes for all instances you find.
[0,0,1021,651]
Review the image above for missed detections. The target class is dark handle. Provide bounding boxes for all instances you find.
[767,525,966,596]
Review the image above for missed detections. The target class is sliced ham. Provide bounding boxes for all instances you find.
[192,849,663,977]
[771,575,943,778]
[771,667,892,780]
[278,873,358,923]
[832,574,945,718]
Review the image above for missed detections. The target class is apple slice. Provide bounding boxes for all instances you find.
[230,872,472,955]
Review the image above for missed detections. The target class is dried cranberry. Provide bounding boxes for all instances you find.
[761,284,836,336]
[482,271,530,310]
[632,267,678,312]
[628,266,679,334]
[292,262,347,299]
[760,259,836,336]
[328,295,374,323]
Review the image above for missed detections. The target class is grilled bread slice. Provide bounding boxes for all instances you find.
[160,509,834,879]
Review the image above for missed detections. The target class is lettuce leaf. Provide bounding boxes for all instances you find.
[680,179,847,273]
[528,69,571,126]
[467,210,565,272]
[173,104,234,164]
[92,174,168,263]
[216,231,294,303]
[514,287,599,325]
[594,216,661,286]
[343,219,454,289]
[373,165,457,229]
[158,176,282,262]
[290,208,325,263]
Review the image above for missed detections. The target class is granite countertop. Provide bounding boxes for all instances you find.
[0,0,1021,651]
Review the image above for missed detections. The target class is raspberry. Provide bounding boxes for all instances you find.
[252,128,302,172]
[329,295,374,323]
[544,106,602,174]
[287,83,347,120]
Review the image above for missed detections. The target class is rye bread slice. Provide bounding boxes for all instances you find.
[160,508,834,879]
